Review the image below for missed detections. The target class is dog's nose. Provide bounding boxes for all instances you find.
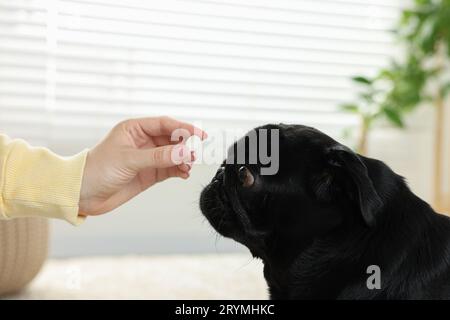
[216,166,225,178]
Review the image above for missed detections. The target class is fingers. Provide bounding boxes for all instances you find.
[170,166,190,180]
[152,136,173,147]
[152,166,191,185]
[153,166,190,184]
[151,135,188,147]
[132,144,195,170]
[178,163,191,173]
[133,116,207,141]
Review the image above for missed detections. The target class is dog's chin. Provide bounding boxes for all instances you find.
[200,182,241,240]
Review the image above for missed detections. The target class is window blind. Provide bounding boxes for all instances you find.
[0,0,403,148]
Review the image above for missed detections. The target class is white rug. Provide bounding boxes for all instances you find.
[7,254,268,300]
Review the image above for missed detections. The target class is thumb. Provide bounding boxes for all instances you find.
[132,144,191,169]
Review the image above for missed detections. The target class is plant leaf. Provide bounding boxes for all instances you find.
[383,108,405,128]
[351,76,372,85]
[440,83,450,97]
[340,104,360,113]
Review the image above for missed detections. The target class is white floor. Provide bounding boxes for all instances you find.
[8,254,268,300]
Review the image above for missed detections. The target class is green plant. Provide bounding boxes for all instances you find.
[342,0,450,155]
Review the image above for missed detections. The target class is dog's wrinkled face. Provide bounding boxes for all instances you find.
[200,124,382,257]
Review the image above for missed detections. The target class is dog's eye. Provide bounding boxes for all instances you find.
[238,166,254,188]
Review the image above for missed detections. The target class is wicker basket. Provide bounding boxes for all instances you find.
[0,218,49,296]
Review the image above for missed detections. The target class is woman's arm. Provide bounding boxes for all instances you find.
[0,116,206,225]
[0,134,88,225]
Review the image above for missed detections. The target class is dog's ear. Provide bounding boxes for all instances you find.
[323,145,383,227]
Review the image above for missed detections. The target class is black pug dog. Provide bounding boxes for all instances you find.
[200,124,450,299]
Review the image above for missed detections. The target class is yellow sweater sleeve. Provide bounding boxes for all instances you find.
[0,134,88,225]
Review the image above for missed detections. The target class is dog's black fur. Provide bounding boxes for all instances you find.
[200,124,450,299]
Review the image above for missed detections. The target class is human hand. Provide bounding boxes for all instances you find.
[78,116,207,216]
